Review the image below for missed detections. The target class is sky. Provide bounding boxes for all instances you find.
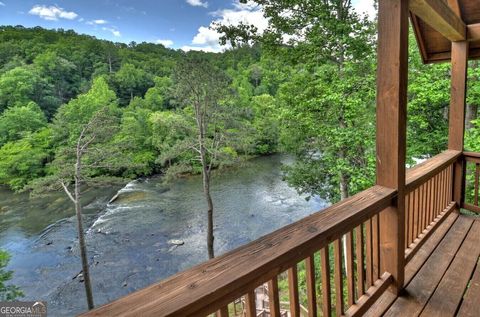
[0,0,375,52]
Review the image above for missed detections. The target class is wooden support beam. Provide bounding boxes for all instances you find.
[467,23,480,42]
[409,0,466,42]
[376,0,408,294]
[448,41,469,206]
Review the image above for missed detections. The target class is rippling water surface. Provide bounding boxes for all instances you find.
[0,155,327,316]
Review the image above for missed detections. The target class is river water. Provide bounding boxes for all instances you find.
[0,155,327,316]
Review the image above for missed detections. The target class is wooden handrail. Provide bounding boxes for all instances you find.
[406,150,461,193]
[80,185,396,317]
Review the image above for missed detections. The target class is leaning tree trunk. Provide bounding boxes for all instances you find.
[74,161,94,310]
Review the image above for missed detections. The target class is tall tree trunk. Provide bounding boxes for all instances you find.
[200,144,215,259]
[75,160,94,310]
[466,104,478,130]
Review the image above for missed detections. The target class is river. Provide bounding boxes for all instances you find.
[0,155,327,316]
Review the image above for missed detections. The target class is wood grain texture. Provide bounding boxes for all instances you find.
[405,150,461,192]
[268,278,280,317]
[449,41,468,151]
[244,292,256,317]
[457,257,480,317]
[355,225,365,299]
[344,273,393,317]
[287,266,300,317]
[334,239,344,316]
[384,215,473,317]
[304,256,317,317]
[80,185,395,317]
[320,247,332,317]
[420,221,480,317]
[376,0,408,293]
[409,0,466,41]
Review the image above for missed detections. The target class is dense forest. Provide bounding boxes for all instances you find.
[2,23,478,202]
[2,0,480,310]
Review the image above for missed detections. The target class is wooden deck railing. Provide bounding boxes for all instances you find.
[462,152,480,214]
[80,150,464,317]
[404,150,460,262]
[81,186,396,317]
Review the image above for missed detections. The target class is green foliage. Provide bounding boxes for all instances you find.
[0,128,52,191]
[0,250,23,301]
[0,102,47,146]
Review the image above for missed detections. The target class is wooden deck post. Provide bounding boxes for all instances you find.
[448,41,469,206]
[376,0,408,294]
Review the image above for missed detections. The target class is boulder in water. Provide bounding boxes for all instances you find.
[168,239,184,246]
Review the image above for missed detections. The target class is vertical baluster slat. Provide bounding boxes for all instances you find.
[365,219,373,288]
[245,291,256,317]
[320,247,332,317]
[355,224,365,299]
[305,256,317,317]
[218,306,229,317]
[372,215,380,281]
[268,278,280,317]
[409,190,414,246]
[405,192,410,248]
[346,231,355,307]
[413,189,418,240]
[334,239,344,316]
[288,266,300,317]
[475,163,479,206]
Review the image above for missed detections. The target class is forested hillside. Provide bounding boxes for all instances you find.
[0,23,479,202]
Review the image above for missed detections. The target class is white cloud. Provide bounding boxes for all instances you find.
[0,2,5,7]
[156,39,174,47]
[183,0,267,53]
[102,27,121,37]
[186,0,208,8]
[352,0,376,19]
[28,5,78,21]
[181,45,219,53]
[87,19,108,25]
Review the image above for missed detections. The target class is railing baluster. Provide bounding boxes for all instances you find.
[288,266,300,317]
[408,191,414,246]
[268,278,280,317]
[305,256,317,317]
[405,192,410,248]
[218,306,229,317]
[422,183,427,231]
[245,291,256,317]
[365,219,373,288]
[334,239,344,316]
[428,178,435,223]
[356,224,365,299]
[414,188,419,239]
[321,247,332,317]
[372,215,380,281]
[419,184,425,233]
[346,231,355,307]
[475,163,479,206]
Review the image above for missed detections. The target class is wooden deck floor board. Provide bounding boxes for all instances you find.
[419,220,480,317]
[363,212,459,317]
[383,215,474,317]
[457,257,480,317]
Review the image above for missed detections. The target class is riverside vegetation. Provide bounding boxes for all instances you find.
[1,0,480,309]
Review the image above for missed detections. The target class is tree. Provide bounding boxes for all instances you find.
[0,66,41,112]
[30,78,130,310]
[0,128,52,191]
[0,102,47,146]
[218,0,377,202]
[168,55,235,259]
[114,63,152,105]
[0,250,23,301]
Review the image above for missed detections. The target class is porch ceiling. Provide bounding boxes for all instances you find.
[411,0,480,63]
